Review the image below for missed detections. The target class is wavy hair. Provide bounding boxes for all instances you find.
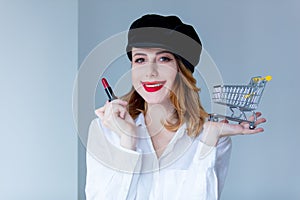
[121,58,208,137]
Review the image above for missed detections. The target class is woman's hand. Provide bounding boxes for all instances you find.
[95,99,137,150]
[202,112,267,146]
[218,112,266,137]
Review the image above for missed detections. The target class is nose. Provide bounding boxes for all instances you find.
[146,62,158,78]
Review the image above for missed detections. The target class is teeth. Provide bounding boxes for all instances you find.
[145,83,162,87]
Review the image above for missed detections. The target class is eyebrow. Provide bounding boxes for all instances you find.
[132,50,173,57]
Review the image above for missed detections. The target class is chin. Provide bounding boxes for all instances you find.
[142,93,170,104]
[145,99,165,104]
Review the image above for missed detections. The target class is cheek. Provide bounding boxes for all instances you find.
[164,67,178,83]
[131,67,142,89]
[164,62,178,73]
[168,75,177,90]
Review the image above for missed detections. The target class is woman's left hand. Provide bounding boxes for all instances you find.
[218,112,266,137]
[202,112,267,146]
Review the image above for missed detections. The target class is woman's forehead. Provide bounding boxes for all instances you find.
[132,47,169,53]
[131,47,174,56]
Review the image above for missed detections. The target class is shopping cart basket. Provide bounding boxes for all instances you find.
[209,75,272,129]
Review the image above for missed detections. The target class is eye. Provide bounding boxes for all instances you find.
[159,56,172,62]
[134,58,145,63]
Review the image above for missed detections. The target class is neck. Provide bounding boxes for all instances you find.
[144,100,176,136]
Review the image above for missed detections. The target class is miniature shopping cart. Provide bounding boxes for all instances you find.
[209,75,272,129]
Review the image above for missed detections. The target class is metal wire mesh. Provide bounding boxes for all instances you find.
[212,82,266,111]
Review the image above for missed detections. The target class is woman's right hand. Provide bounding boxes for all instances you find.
[95,99,137,150]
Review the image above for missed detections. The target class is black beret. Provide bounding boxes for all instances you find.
[126,14,202,73]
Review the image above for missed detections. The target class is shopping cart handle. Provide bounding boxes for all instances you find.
[265,75,272,81]
[252,75,272,83]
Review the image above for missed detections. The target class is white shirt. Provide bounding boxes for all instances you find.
[85,113,232,200]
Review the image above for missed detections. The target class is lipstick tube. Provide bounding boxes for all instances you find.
[101,78,117,102]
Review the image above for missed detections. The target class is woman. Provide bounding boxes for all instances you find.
[85,14,266,200]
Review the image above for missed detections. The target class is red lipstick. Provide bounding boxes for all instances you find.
[101,78,117,102]
[142,81,166,92]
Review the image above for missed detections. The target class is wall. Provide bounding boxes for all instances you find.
[79,0,300,199]
[0,1,77,199]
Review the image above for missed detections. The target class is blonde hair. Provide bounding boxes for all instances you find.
[121,59,208,137]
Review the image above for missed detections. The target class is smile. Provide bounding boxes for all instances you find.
[141,81,166,92]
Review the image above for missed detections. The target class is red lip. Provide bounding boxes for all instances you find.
[141,81,166,92]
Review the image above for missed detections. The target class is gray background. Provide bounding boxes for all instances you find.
[79,0,299,200]
[1,0,299,200]
[0,0,77,200]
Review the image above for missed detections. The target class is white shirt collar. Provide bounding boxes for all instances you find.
[135,112,146,127]
[134,113,193,160]
[134,112,187,140]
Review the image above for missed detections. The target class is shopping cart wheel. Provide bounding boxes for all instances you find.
[208,114,219,122]
[213,117,219,122]
[249,122,256,130]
